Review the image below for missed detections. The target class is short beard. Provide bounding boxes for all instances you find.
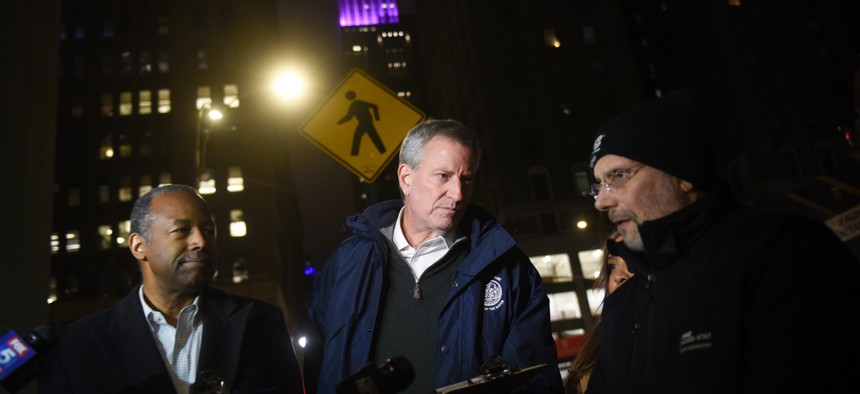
[622,231,644,252]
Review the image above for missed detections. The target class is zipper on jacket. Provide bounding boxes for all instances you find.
[413,282,423,300]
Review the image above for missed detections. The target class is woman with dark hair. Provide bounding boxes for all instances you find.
[564,232,633,394]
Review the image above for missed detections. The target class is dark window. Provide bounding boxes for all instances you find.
[194,9,209,30]
[102,21,114,38]
[74,22,85,39]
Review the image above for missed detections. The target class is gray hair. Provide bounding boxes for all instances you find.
[129,184,207,241]
[399,119,482,170]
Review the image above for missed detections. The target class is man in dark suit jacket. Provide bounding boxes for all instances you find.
[38,184,304,393]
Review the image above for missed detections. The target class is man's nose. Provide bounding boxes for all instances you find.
[594,188,615,211]
[188,230,208,250]
[448,179,464,201]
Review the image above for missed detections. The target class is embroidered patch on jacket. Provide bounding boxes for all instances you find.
[484,277,505,311]
[678,330,712,354]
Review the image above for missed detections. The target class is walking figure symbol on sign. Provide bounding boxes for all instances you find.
[337,90,386,156]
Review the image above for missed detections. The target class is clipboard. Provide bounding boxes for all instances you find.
[435,364,547,393]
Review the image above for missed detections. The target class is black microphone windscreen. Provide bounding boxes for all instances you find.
[28,325,56,351]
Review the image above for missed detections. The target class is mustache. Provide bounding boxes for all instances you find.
[178,252,211,265]
[608,209,638,224]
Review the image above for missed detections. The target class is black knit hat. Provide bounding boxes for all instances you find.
[588,87,718,190]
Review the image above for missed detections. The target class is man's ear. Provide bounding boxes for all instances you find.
[129,233,147,261]
[397,163,412,196]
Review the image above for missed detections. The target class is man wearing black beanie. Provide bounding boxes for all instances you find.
[586,88,860,393]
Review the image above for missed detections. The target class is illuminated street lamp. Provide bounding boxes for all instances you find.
[273,69,308,101]
[196,103,223,193]
[193,66,309,193]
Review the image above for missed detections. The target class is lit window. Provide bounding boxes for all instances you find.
[98,225,112,250]
[224,84,239,108]
[99,185,110,203]
[101,93,114,116]
[139,174,152,196]
[158,89,171,113]
[118,176,132,202]
[199,170,216,194]
[577,248,604,280]
[68,187,80,206]
[197,86,212,110]
[119,91,132,116]
[66,230,80,253]
[229,210,247,237]
[158,172,171,186]
[117,220,130,247]
[232,256,249,283]
[529,253,573,283]
[50,233,60,254]
[586,287,606,316]
[543,29,561,48]
[547,291,581,321]
[227,166,244,192]
[139,90,152,115]
[158,50,170,73]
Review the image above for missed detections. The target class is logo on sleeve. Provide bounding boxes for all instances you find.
[484,277,505,311]
[678,330,712,354]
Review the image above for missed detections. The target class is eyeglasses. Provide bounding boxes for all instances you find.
[589,164,646,200]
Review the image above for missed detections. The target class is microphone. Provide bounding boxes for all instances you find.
[0,325,56,393]
[335,356,415,394]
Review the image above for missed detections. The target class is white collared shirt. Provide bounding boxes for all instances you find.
[139,286,204,394]
[392,207,459,279]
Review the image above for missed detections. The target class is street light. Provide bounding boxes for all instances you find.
[196,103,223,194]
[193,65,310,194]
[272,70,307,101]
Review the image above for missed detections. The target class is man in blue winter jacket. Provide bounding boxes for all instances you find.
[304,119,564,393]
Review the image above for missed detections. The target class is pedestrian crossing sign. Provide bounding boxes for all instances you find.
[299,68,426,182]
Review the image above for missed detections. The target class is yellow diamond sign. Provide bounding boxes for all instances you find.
[300,68,426,182]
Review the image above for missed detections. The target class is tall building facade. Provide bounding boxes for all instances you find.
[52,0,305,330]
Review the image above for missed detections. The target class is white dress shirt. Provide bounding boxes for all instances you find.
[139,286,204,394]
[392,207,463,279]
